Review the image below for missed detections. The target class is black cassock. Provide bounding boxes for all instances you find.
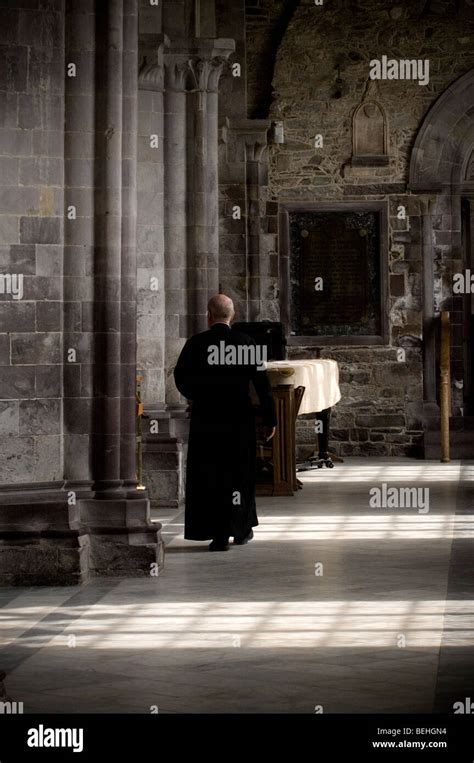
[174,322,277,541]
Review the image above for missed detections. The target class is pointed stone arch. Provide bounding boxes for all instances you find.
[409,68,474,190]
[464,147,474,181]
[408,68,474,422]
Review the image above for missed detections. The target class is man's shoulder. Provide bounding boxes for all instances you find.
[184,327,255,348]
[185,329,214,346]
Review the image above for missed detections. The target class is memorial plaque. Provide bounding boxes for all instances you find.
[289,210,382,337]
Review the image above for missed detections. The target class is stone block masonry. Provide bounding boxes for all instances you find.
[0,1,64,485]
[293,347,424,460]
[0,0,164,586]
[244,0,474,456]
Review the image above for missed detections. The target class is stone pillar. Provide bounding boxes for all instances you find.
[219,120,273,320]
[162,40,233,383]
[137,36,189,509]
[138,46,190,510]
[137,22,166,409]
[120,0,141,497]
[188,50,231,334]
[205,60,224,301]
[91,0,124,499]
[139,35,234,510]
[245,133,270,320]
[163,53,189,404]
[80,0,164,575]
[63,0,95,495]
[189,68,209,334]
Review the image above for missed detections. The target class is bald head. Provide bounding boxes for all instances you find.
[207,294,235,326]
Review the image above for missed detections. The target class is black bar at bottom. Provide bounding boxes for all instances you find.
[0,713,472,761]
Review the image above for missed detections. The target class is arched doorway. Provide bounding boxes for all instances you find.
[409,69,474,425]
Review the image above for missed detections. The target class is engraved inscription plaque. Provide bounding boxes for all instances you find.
[290,210,382,337]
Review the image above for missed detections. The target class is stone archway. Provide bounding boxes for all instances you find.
[409,68,474,428]
[409,68,474,190]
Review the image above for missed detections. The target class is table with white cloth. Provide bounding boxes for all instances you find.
[254,359,341,496]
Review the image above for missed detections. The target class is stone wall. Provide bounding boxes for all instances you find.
[245,0,300,119]
[0,0,164,585]
[293,347,424,461]
[0,1,64,484]
[246,0,474,456]
[268,1,474,195]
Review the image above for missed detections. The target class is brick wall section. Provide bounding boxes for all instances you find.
[0,1,64,483]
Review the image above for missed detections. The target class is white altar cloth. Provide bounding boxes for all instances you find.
[265,359,341,414]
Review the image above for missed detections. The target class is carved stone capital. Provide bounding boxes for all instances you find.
[230,119,272,163]
[168,37,235,93]
[189,55,228,93]
[163,55,193,91]
[139,37,235,94]
[418,194,439,215]
[138,34,169,92]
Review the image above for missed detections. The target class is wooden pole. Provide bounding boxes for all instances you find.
[440,311,451,463]
[135,374,145,489]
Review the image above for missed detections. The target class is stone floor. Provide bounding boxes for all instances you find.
[1,458,473,714]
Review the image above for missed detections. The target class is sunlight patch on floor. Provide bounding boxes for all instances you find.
[3,599,472,650]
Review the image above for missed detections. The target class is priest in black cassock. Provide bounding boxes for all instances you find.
[174,295,276,551]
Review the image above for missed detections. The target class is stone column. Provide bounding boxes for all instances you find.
[205,59,225,301]
[138,47,189,511]
[137,30,166,413]
[81,0,164,575]
[120,0,142,497]
[139,36,233,510]
[91,0,124,499]
[245,134,270,320]
[163,41,233,380]
[222,121,272,320]
[189,66,209,335]
[63,0,96,495]
[163,53,189,405]
[188,52,230,334]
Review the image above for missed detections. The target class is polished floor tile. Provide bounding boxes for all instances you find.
[1,459,473,713]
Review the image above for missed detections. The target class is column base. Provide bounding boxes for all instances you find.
[80,496,164,577]
[142,407,189,509]
[0,485,164,586]
[0,535,90,587]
